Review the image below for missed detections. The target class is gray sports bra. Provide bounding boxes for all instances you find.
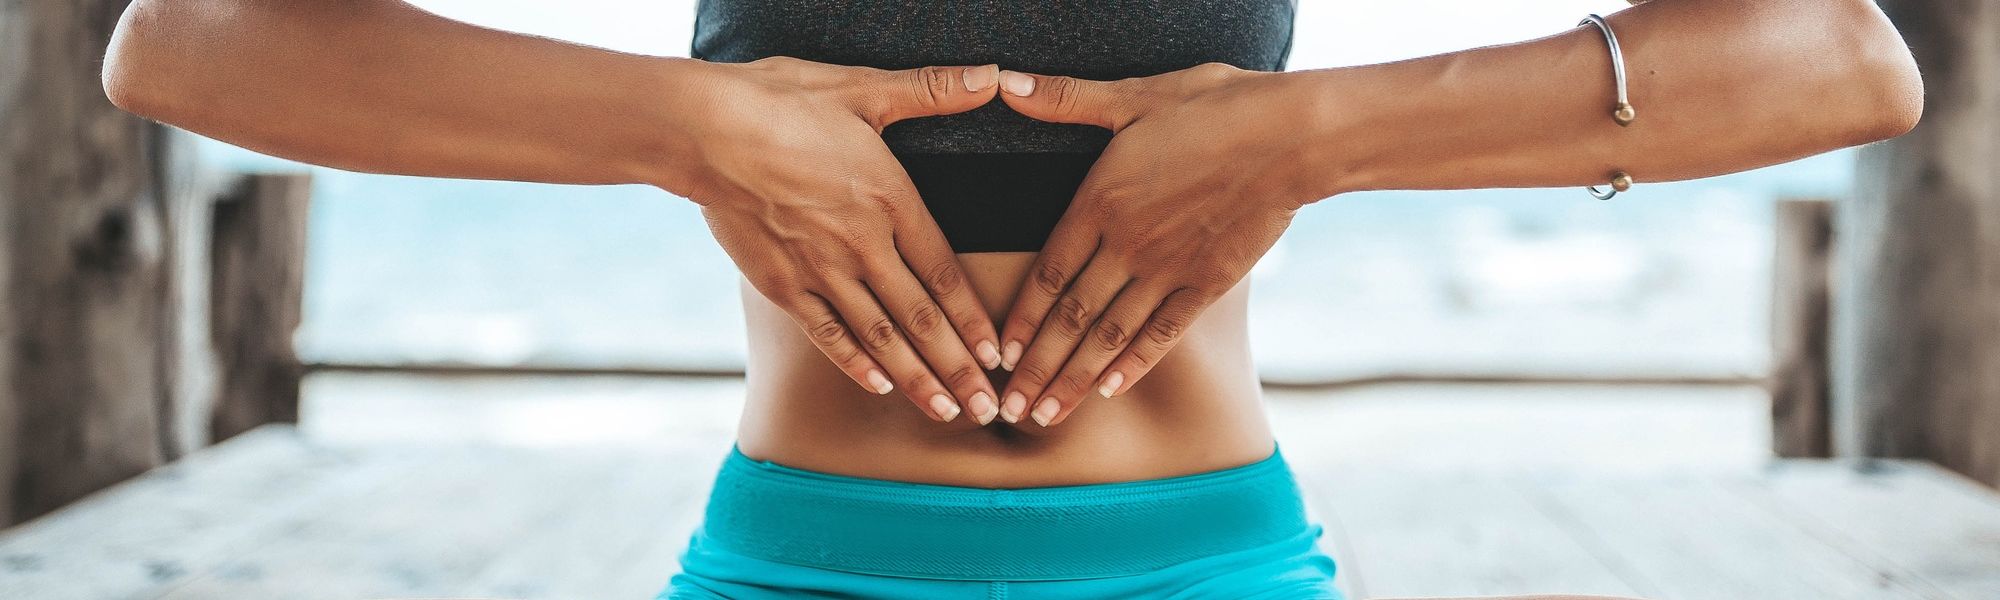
[692,1,1296,252]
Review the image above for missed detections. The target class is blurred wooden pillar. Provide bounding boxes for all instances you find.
[1771,198,1834,458]
[0,0,174,522]
[0,0,310,524]
[1836,0,2000,486]
[208,174,310,442]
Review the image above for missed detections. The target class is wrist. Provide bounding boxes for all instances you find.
[630,58,735,199]
[1278,68,1378,203]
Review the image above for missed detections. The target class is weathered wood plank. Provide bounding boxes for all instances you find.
[154,448,615,599]
[9,425,2000,600]
[1770,197,1835,458]
[1528,473,1937,599]
[1838,0,2000,486]
[500,448,728,596]
[1738,461,2000,599]
[0,427,405,600]
[1304,467,1640,599]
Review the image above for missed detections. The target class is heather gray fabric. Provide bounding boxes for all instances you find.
[691,0,1296,155]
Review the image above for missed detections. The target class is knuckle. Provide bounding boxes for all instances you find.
[1056,369,1094,393]
[1048,77,1080,115]
[861,318,901,350]
[1124,342,1160,367]
[1015,363,1054,386]
[912,67,950,108]
[1144,312,1190,344]
[853,182,905,210]
[1052,296,1093,332]
[944,364,983,388]
[805,315,849,345]
[919,261,964,294]
[1033,262,1069,296]
[831,343,866,366]
[1093,321,1129,350]
[905,302,944,335]
[1193,61,1238,76]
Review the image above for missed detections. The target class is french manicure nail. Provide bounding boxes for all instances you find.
[1000,341,1022,371]
[1099,372,1124,398]
[867,370,894,395]
[1031,398,1061,427]
[1001,391,1028,423]
[969,392,998,425]
[976,340,1001,370]
[930,394,961,422]
[1000,71,1035,97]
[963,65,998,92]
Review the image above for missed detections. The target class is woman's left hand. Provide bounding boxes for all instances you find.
[991,63,1324,427]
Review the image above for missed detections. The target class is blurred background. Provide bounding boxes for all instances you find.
[4,1,1997,599]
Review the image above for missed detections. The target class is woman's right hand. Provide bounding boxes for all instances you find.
[664,58,1004,425]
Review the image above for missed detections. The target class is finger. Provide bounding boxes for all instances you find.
[1034,286,1165,427]
[782,290,894,396]
[1099,287,1214,398]
[893,210,1003,372]
[865,64,1001,129]
[1002,259,1130,427]
[997,70,1142,131]
[865,264,1001,426]
[996,221,1098,373]
[825,282,962,422]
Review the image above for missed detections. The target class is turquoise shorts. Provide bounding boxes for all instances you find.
[659,446,1342,599]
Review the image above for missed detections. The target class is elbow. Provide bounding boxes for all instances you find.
[1839,0,1925,144]
[101,46,157,119]
[101,2,172,120]
[1851,39,1924,144]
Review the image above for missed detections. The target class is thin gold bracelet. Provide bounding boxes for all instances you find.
[1579,14,1634,200]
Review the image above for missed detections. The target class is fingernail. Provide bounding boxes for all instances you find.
[867,370,894,395]
[1000,341,1023,371]
[969,392,998,425]
[1031,398,1061,427]
[1099,372,1124,398]
[963,65,998,92]
[1001,391,1028,423]
[930,394,961,422]
[1000,71,1035,97]
[976,340,1001,370]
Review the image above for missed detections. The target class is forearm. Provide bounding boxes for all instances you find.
[103,0,708,188]
[1296,0,1923,197]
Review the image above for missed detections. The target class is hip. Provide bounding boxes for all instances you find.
[662,445,1340,599]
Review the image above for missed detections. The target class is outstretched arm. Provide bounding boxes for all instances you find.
[105,0,1012,424]
[103,0,698,188]
[990,0,1921,427]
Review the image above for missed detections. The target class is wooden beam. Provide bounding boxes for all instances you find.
[208,174,311,442]
[1837,0,2000,485]
[0,0,172,524]
[1770,198,1835,458]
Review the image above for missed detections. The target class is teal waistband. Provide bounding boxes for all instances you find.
[697,446,1311,581]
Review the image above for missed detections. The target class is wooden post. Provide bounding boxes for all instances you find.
[1836,0,2000,486]
[0,0,173,522]
[208,174,311,442]
[1771,198,1835,458]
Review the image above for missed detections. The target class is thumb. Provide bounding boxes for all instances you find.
[869,64,1002,128]
[997,71,1141,132]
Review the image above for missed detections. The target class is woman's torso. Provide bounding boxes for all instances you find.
[702,1,1295,486]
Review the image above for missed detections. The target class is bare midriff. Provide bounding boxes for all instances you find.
[734,252,1274,488]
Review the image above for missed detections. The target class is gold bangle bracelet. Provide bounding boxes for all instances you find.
[1579,14,1635,200]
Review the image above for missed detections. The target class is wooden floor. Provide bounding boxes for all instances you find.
[4,423,2000,600]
